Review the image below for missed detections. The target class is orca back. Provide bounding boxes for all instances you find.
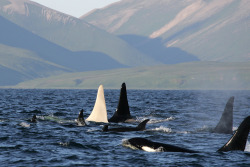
[125,137,197,153]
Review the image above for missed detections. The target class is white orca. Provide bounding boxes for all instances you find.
[109,83,133,123]
[123,116,250,153]
[86,85,108,123]
[213,96,234,134]
[102,119,150,132]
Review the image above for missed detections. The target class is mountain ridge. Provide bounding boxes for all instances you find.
[82,0,250,62]
[0,0,157,67]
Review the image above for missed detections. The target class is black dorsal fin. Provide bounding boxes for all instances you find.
[109,83,132,123]
[77,109,86,126]
[218,116,250,152]
[102,125,109,132]
[213,96,234,134]
[137,119,150,130]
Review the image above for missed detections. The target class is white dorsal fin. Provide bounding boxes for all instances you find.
[86,85,108,123]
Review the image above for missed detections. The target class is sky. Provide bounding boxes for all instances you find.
[31,0,120,18]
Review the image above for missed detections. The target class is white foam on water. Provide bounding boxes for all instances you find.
[137,116,175,124]
[150,126,172,133]
[19,122,30,128]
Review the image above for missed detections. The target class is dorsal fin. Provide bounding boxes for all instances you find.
[137,119,150,130]
[213,96,234,134]
[109,83,132,123]
[31,115,37,123]
[77,109,86,126]
[102,125,109,132]
[86,85,108,123]
[218,116,250,152]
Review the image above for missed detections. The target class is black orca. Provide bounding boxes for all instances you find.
[26,115,37,123]
[77,109,86,126]
[123,116,250,153]
[103,119,150,132]
[213,96,234,134]
[108,83,133,123]
[123,137,197,153]
[31,115,37,123]
[218,116,250,152]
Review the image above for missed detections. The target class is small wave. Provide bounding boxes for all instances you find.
[150,117,175,124]
[149,126,172,133]
[38,115,74,124]
[59,142,70,147]
[59,141,86,149]
[19,122,30,128]
[195,125,212,133]
[177,131,190,134]
[136,116,175,124]
[0,144,22,149]
[87,128,100,132]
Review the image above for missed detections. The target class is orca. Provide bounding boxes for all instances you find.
[109,83,133,123]
[123,137,198,153]
[218,116,250,152]
[77,109,86,126]
[26,115,37,123]
[213,96,234,134]
[123,116,250,153]
[103,119,150,132]
[86,85,108,123]
[30,115,37,123]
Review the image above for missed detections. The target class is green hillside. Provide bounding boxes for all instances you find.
[82,0,250,62]
[12,62,250,90]
[0,0,157,67]
[0,44,69,85]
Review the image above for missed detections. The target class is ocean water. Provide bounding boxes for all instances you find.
[0,89,249,166]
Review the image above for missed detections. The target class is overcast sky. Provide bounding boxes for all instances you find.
[31,0,120,17]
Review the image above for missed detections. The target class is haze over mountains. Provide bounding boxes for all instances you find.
[0,0,249,89]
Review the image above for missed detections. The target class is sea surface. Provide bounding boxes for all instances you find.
[0,89,249,166]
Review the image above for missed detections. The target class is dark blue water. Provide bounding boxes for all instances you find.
[0,89,249,166]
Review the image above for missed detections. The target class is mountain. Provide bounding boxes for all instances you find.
[82,0,250,62]
[13,62,250,90]
[0,15,129,86]
[0,0,157,67]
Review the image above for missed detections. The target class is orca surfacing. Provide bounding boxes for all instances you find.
[103,119,150,132]
[123,116,250,153]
